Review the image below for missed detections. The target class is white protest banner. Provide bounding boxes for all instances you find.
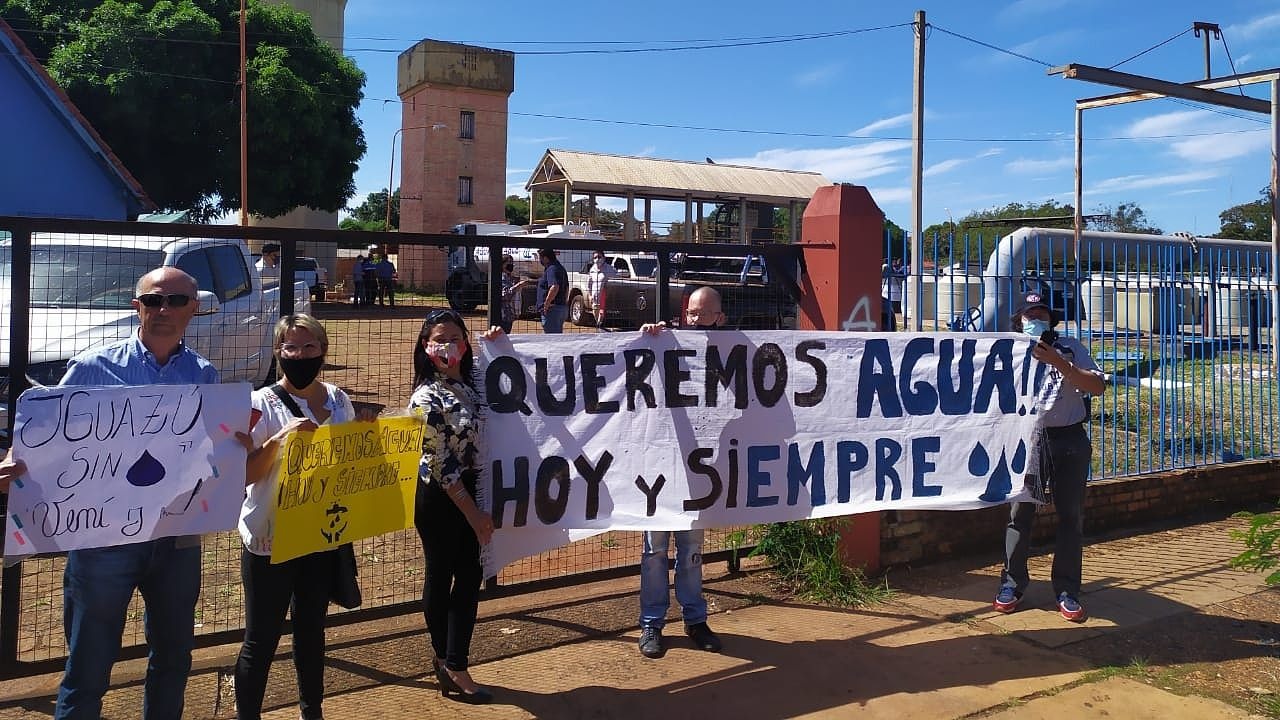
[5,383,250,560]
[477,331,1045,576]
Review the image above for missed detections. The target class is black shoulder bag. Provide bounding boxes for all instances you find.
[268,384,363,609]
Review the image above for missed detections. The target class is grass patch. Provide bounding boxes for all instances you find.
[747,519,892,608]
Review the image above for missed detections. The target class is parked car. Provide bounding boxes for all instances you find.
[0,234,310,441]
[295,256,328,302]
[565,252,797,329]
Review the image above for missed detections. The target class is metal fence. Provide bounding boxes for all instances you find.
[0,215,801,676]
[885,228,1278,479]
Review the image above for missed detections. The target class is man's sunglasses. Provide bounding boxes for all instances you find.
[136,293,193,308]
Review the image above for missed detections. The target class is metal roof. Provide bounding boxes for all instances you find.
[525,149,830,205]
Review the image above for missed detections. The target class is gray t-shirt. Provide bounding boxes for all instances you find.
[1035,335,1100,428]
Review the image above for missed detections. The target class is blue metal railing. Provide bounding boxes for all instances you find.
[882,228,1276,479]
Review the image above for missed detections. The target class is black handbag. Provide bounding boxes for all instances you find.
[268,384,362,608]
[330,542,362,609]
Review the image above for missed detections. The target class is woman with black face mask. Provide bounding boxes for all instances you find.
[234,314,360,720]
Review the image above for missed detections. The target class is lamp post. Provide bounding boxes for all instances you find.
[385,127,403,232]
[386,122,448,232]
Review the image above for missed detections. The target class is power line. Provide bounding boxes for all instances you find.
[5,44,1265,145]
[0,19,911,56]
[928,24,1054,67]
[1108,26,1192,69]
[1218,32,1247,98]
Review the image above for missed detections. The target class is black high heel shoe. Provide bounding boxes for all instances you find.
[433,662,493,705]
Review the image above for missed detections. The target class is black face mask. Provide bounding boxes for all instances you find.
[278,355,324,389]
[504,264,514,272]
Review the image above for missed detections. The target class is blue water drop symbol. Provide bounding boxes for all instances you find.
[1011,440,1027,474]
[968,442,990,476]
[980,450,1012,502]
[126,450,166,487]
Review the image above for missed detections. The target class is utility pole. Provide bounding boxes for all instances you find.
[910,9,925,330]
[238,0,248,226]
[1192,22,1220,80]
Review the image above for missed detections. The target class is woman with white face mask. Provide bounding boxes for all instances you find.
[993,293,1105,624]
[407,310,504,704]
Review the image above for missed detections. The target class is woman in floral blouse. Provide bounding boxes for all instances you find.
[407,309,498,704]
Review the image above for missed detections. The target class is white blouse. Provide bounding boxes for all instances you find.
[238,382,356,556]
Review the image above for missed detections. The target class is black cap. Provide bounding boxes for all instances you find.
[537,248,556,259]
[1012,292,1057,325]
[262,243,280,254]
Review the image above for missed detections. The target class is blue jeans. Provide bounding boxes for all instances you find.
[639,530,707,630]
[541,304,568,334]
[56,537,201,720]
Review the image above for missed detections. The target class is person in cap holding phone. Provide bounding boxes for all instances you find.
[994,292,1104,622]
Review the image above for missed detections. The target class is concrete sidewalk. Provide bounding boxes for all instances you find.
[0,515,1272,719]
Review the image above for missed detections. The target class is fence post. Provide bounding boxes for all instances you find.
[279,238,296,319]
[797,184,886,574]
[1,222,32,670]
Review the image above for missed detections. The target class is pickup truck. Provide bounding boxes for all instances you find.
[444,222,598,314]
[0,233,310,441]
[565,252,797,330]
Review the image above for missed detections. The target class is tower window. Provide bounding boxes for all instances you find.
[460,111,475,140]
[458,176,474,205]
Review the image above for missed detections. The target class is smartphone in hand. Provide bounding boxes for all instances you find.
[1039,329,1059,346]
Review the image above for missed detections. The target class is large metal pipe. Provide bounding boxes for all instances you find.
[979,227,1270,331]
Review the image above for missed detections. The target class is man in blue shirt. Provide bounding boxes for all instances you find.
[535,248,569,333]
[2,266,219,719]
[374,253,396,307]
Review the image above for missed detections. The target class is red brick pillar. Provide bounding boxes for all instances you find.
[798,183,885,574]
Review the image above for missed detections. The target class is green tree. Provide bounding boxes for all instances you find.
[504,195,529,225]
[1216,187,1273,243]
[1092,202,1161,234]
[340,188,398,231]
[2,0,366,221]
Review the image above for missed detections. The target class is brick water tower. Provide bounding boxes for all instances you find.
[395,39,514,291]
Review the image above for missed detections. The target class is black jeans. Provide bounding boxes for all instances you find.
[1001,423,1091,598]
[415,481,482,672]
[234,549,332,720]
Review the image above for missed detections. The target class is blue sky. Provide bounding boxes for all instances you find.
[341,0,1279,235]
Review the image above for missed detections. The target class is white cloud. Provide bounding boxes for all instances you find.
[868,186,911,205]
[1089,169,1221,194]
[1237,52,1255,68]
[795,62,842,87]
[1168,188,1211,197]
[852,112,912,137]
[719,141,912,183]
[924,148,1002,178]
[924,159,967,178]
[506,168,531,175]
[1226,11,1280,41]
[1005,156,1073,174]
[634,145,657,157]
[1123,110,1268,162]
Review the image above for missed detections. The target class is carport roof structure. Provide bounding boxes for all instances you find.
[525,149,831,205]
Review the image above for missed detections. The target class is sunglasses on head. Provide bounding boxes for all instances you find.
[136,293,192,308]
[423,308,464,326]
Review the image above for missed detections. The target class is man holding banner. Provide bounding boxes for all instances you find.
[47,267,218,720]
[634,286,728,659]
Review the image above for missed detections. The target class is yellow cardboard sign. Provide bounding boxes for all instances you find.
[271,416,424,563]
